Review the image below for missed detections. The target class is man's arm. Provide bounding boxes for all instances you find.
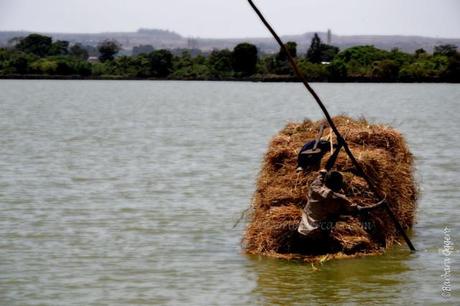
[333,192,360,214]
[356,198,386,213]
[333,192,386,215]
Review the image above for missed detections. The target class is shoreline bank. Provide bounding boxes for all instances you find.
[0,74,458,83]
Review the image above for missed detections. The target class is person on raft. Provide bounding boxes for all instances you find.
[298,169,384,250]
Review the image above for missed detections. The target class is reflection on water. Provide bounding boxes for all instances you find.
[0,80,459,305]
[247,250,414,305]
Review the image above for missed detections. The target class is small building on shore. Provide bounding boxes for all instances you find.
[87,56,99,63]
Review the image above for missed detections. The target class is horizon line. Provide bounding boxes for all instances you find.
[0,28,459,41]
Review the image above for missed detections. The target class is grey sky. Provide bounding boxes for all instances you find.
[0,0,459,38]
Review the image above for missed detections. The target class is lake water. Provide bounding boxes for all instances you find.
[0,80,459,305]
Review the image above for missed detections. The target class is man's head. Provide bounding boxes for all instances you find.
[324,170,343,192]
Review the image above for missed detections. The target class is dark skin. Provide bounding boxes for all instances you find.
[325,170,386,214]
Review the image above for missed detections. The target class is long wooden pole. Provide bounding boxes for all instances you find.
[247,0,416,251]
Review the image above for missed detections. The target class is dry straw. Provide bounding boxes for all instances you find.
[243,116,417,262]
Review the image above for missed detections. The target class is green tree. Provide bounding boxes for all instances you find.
[297,59,328,81]
[97,40,121,62]
[415,48,427,58]
[55,58,74,75]
[10,52,36,74]
[256,54,276,75]
[170,51,211,79]
[335,45,389,66]
[146,49,173,77]
[69,44,89,60]
[232,43,258,76]
[388,48,413,66]
[30,58,58,74]
[72,60,92,76]
[132,56,151,77]
[320,45,339,62]
[277,41,297,61]
[15,34,52,57]
[272,41,297,75]
[49,40,69,55]
[306,33,339,63]
[110,55,142,77]
[91,62,113,76]
[29,56,92,76]
[306,33,322,63]
[433,44,458,57]
[326,59,347,81]
[399,56,445,81]
[371,60,400,81]
[442,53,460,82]
[208,49,233,77]
[334,45,389,77]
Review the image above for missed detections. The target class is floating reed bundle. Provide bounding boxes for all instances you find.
[243,116,418,262]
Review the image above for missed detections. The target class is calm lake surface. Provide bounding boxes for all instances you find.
[0,80,459,305]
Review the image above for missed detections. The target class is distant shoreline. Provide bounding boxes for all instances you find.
[0,74,457,83]
[3,33,458,84]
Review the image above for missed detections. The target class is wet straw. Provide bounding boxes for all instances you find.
[247,0,416,252]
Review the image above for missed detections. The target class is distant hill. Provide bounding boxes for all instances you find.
[0,29,459,54]
[0,29,186,51]
[194,33,460,54]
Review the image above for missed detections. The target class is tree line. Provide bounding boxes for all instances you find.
[0,33,458,82]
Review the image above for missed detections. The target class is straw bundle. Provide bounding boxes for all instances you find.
[243,116,417,261]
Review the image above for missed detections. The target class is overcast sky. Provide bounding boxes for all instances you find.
[0,0,459,38]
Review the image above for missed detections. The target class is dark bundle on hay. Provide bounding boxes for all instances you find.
[243,116,417,262]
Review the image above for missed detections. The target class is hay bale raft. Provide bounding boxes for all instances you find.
[243,116,417,261]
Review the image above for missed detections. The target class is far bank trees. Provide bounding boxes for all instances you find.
[97,40,121,62]
[0,33,458,82]
[232,43,258,76]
